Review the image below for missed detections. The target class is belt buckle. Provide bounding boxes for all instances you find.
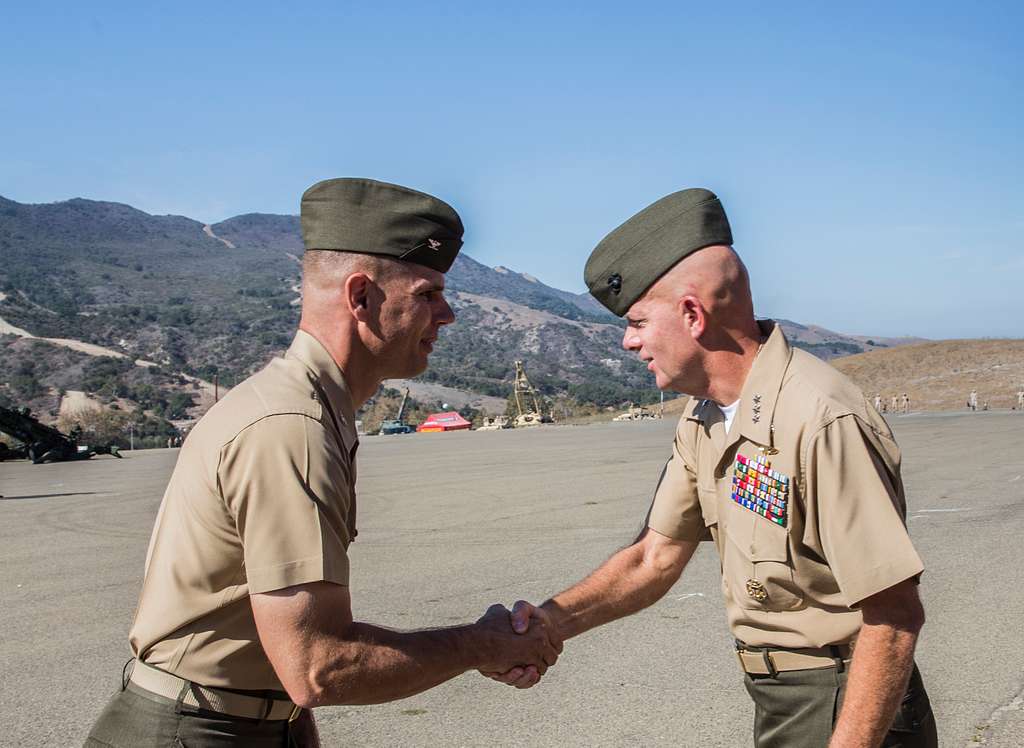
[734,649,748,672]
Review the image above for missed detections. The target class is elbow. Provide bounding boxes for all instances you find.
[289,654,368,708]
[283,670,329,710]
[290,690,321,711]
[281,661,349,709]
[639,546,687,599]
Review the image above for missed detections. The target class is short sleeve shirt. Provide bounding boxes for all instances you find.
[648,321,924,648]
[128,330,359,689]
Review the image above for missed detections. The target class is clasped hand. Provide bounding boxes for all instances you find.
[477,601,558,689]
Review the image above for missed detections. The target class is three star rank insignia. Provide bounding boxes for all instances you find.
[731,453,789,526]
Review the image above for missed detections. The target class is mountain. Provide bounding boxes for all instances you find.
[773,319,926,360]
[0,195,924,426]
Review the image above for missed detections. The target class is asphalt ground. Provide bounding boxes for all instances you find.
[1,411,1022,747]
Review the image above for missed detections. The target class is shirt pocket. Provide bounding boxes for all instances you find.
[722,502,803,611]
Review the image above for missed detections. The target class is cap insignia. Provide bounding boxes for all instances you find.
[607,273,622,294]
[427,238,442,250]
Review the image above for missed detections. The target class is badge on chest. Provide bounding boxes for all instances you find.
[731,453,790,526]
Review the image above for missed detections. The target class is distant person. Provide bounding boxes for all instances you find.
[85,179,560,747]
[1016,387,1023,411]
[969,390,978,411]
[487,189,936,747]
[902,393,910,414]
[891,394,899,413]
[874,393,882,412]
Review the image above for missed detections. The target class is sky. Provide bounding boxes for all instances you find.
[2,1,1021,339]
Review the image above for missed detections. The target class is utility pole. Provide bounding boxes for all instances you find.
[129,422,134,451]
[214,374,219,403]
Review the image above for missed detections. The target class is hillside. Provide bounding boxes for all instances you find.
[0,194,928,431]
[831,339,1024,411]
[661,338,1024,416]
[772,319,926,360]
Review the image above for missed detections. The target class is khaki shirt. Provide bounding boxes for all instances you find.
[129,331,359,689]
[649,321,924,648]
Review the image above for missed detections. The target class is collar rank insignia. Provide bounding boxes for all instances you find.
[731,453,789,526]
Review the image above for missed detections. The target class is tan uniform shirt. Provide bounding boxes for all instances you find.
[129,331,358,689]
[649,321,924,648]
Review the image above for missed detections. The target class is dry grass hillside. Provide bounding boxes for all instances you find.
[660,339,1024,415]
[831,339,1024,411]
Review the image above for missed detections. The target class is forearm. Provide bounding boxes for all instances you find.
[256,585,560,706]
[543,538,692,640]
[829,622,919,748]
[302,622,482,706]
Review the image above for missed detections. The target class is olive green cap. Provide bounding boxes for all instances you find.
[300,178,464,273]
[584,188,732,316]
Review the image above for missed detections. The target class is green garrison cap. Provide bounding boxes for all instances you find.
[584,188,732,316]
[301,178,464,273]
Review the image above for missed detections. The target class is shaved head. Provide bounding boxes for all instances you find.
[646,245,755,328]
[622,245,762,401]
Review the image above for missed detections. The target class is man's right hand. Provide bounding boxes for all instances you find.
[473,603,561,687]
[478,600,560,689]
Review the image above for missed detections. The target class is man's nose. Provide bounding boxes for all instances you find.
[622,328,639,350]
[436,296,455,326]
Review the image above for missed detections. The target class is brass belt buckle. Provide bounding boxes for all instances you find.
[734,649,748,672]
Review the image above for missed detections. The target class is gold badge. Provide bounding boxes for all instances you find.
[745,579,768,602]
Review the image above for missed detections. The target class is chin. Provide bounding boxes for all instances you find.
[654,372,687,394]
[405,355,430,378]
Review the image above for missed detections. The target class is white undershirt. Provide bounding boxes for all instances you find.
[718,399,741,434]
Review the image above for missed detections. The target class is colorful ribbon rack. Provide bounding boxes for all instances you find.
[731,452,789,526]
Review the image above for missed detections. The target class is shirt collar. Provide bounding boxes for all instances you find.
[682,319,792,450]
[734,319,791,449]
[683,395,712,423]
[286,330,358,453]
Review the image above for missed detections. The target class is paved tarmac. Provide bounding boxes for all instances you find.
[1,411,1022,747]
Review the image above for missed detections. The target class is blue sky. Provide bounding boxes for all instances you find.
[2,2,1021,339]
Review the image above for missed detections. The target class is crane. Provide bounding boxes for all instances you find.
[511,361,552,428]
[379,387,415,434]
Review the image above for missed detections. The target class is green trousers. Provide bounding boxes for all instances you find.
[84,683,297,747]
[743,662,937,748]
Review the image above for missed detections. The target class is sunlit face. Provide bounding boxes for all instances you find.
[622,291,700,392]
[374,264,455,379]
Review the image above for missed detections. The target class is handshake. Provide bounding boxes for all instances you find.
[473,600,561,689]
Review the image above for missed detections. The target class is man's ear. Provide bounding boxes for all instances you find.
[344,272,373,322]
[679,295,706,340]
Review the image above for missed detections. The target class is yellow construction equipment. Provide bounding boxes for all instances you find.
[511,361,553,428]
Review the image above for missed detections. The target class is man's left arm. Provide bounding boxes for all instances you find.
[805,415,928,747]
[829,578,924,748]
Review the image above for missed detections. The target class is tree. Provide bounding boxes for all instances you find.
[58,406,128,446]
